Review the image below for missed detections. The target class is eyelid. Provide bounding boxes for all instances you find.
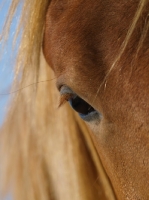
[58,85,76,108]
[60,85,75,96]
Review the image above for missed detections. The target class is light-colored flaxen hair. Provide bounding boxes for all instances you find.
[0,0,148,199]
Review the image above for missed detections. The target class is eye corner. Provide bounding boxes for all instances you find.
[56,82,62,92]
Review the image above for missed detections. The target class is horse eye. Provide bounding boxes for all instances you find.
[69,96,94,115]
[60,86,101,122]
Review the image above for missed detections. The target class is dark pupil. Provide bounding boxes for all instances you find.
[69,96,95,115]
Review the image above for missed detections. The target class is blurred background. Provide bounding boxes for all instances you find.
[0,1,21,199]
[0,1,20,125]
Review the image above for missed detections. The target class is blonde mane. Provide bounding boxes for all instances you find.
[0,0,148,199]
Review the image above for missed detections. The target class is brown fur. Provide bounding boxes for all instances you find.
[43,0,149,199]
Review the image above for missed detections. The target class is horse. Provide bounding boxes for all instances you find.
[43,0,149,199]
[1,0,149,199]
[0,1,116,200]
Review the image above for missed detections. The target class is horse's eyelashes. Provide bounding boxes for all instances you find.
[58,93,74,108]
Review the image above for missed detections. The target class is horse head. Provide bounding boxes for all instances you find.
[43,1,149,199]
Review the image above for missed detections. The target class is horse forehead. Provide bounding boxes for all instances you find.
[43,0,139,75]
[44,4,100,75]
